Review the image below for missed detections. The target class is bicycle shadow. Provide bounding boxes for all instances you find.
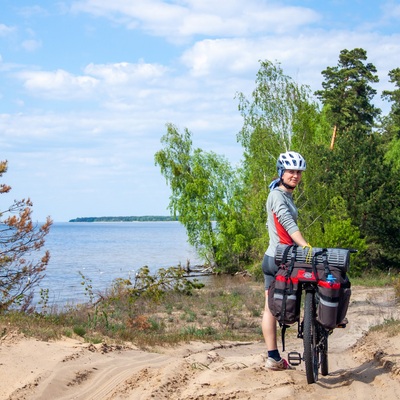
[316,355,399,388]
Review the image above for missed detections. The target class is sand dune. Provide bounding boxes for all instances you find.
[1,286,399,400]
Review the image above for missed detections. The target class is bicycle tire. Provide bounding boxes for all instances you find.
[320,331,329,376]
[303,291,318,384]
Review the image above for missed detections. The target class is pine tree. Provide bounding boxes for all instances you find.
[0,160,52,312]
[315,49,400,270]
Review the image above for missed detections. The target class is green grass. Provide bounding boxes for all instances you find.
[369,318,400,337]
[0,271,399,347]
[350,271,400,289]
[1,275,265,346]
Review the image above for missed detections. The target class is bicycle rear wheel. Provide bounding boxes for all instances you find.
[303,291,318,384]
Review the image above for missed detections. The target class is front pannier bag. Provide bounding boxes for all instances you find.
[273,245,352,330]
[268,265,301,326]
[336,275,351,326]
[316,278,341,329]
[268,246,302,352]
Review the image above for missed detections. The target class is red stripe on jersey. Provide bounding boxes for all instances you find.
[273,213,293,245]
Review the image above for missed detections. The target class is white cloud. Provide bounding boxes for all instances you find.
[180,30,400,95]
[4,0,400,222]
[0,23,42,54]
[17,5,50,18]
[13,60,171,102]
[16,69,99,99]
[71,0,319,41]
[180,38,256,77]
[0,23,15,36]
[84,60,168,84]
[382,0,400,20]
[21,39,42,52]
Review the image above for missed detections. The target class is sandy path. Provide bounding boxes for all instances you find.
[1,286,399,400]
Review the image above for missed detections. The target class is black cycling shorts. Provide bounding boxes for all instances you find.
[262,254,278,290]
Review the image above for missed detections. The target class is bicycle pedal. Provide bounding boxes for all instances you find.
[287,351,302,366]
[336,323,347,328]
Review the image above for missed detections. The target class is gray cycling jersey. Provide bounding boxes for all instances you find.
[265,187,299,257]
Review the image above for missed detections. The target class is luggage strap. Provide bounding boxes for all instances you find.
[311,248,330,282]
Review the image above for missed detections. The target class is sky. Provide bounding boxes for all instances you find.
[1,0,400,222]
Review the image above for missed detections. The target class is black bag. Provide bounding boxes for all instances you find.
[337,275,351,325]
[268,246,301,326]
[275,244,351,272]
[311,251,351,330]
[268,246,302,352]
[268,266,301,326]
[316,271,351,329]
[316,277,341,329]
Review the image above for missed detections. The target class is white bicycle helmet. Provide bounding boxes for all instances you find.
[277,151,306,177]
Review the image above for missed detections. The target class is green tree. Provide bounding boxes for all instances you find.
[154,124,246,270]
[0,160,52,312]
[237,60,312,153]
[155,55,400,273]
[236,60,326,255]
[315,48,400,270]
[315,48,380,134]
[316,196,367,276]
[382,68,400,172]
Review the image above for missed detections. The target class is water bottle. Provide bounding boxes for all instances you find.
[326,273,336,283]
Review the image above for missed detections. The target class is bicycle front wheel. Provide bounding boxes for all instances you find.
[303,291,318,384]
[320,333,329,376]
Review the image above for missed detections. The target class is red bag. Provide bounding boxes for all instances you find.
[268,265,301,326]
[268,246,301,326]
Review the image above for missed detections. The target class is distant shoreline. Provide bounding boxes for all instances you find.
[69,216,178,223]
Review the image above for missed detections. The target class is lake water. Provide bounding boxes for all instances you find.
[39,222,203,307]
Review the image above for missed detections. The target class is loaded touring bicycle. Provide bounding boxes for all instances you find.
[268,244,356,384]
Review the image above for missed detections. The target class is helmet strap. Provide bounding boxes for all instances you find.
[281,179,296,190]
